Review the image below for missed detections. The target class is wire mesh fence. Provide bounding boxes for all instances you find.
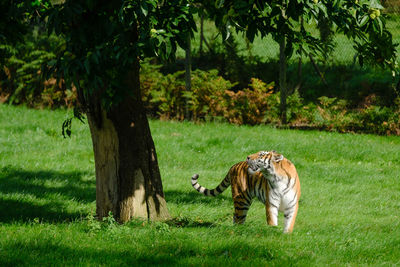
[383,0,400,13]
[248,10,400,64]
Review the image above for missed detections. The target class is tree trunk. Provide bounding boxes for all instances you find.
[185,34,192,120]
[87,59,170,223]
[199,12,204,56]
[279,36,287,124]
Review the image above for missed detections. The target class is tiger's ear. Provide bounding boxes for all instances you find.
[273,153,284,162]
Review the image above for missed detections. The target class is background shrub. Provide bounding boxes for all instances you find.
[222,78,274,125]
[0,25,76,109]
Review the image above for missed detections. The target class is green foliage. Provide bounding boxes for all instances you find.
[0,1,50,62]
[141,63,186,119]
[141,64,277,125]
[0,2,27,47]
[0,24,75,108]
[313,96,349,131]
[355,98,400,134]
[222,78,275,125]
[215,0,398,71]
[2,4,399,136]
[188,69,236,120]
[141,62,235,120]
[45,0,197,110]
[152,221,171,233]
[1,105,400,266]
[295,95,400,135]
[0,1,57,106]
[285,89,313,123]
[140,64,400,135]
[85,211,120,235]
[85,212,101,233]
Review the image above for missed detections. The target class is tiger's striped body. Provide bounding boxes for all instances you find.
[191,151,300,233]
[247,151,301,233]
[191,161,279,225]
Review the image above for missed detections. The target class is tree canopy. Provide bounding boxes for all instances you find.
[214,0,397,67]
[0,1,38,63]
[42,0,196,112]
[212,0,398,122]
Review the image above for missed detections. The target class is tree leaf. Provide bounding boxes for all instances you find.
[359,15,369,27]
[84,58,90,74]
[141,2,148,16]
[318,3,328,17]
[376,17,383,35]
[62,118,72,138]
[165,39,172,57]
[215,0,225,8]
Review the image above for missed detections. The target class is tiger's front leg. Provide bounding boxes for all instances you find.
[265,202,279,226]
[283,202,298,233]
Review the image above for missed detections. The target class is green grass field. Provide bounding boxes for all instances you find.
[1,104,400,266]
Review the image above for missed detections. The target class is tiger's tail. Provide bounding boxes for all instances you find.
[191,173,231,197]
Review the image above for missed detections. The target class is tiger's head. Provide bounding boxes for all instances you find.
[246,150,284,176]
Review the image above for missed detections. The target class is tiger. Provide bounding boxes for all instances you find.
[191,150,300,233]
[247,151,301,233]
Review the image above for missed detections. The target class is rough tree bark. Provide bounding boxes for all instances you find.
[199,11,204,56]
[185,34,192,120]
[279,36,287,124]
[87,59,170,223]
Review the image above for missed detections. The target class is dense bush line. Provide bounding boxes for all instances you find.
[141,63,400,135]
[1,54,400,135]
[0,26,76,108]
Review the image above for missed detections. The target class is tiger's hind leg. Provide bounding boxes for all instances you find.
[233,195,252,224]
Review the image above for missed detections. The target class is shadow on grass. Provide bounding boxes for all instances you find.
[0,238,279,266]
[165,216,216,228]
[0,241,179,267]
[0,199,85,224]
[163,190,232,228]
[165,190,231,205]
[0,166,95,223]
[0,167,232,224]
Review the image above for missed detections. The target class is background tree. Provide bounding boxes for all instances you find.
[0,1,34,63]
[214,0,398,123]
[44,0,196,222]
